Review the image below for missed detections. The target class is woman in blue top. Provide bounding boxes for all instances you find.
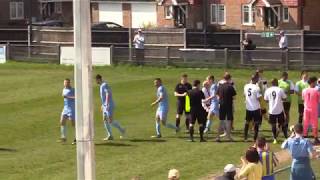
[281,124,318,180]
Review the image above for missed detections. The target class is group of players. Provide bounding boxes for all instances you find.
[57,70,320,145]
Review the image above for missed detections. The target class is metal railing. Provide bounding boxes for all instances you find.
[3,44,320,70]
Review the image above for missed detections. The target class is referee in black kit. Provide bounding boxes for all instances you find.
[187,80,207,142]
[174,74,192,132]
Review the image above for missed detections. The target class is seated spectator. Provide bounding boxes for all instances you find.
[237,147,262,180]
[255,137,278,180]
[168,169,180,180]
[215,164,236,180]
[281,123,318,180]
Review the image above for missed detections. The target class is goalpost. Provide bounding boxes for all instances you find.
[73,0,96,180]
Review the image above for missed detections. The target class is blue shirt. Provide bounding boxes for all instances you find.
[281,137,313,163]
[157,85,168,111]
[63,87,75,108]
[100,82,114,108]
[210,83,219,104]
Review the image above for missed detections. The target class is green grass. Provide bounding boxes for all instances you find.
[0,62,319,180]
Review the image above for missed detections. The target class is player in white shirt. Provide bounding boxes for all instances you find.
[243,75,262,142]
[264,78,287,144]
[201,80,211,114]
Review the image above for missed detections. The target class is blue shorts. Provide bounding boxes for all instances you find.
[103,106,114,120]
[209,102,219,115]
[156,108,168,121]
[61,107,75,121]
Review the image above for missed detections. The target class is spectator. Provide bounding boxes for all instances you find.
[278,30,288,50]
[215,164,237,180]
[242,37,256,64]
[168,169,180,180]
[237,147,262,180]
[281,123,318,180]
[133,29,145,65]
[255,137,278,180]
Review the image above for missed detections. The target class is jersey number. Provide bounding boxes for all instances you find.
[248,88,252,97]
[272,91,276,100]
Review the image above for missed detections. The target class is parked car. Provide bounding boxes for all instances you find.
[32,20,63,27]
[92,22,124,30]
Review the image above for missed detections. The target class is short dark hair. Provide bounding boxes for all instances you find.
[245,147,260,163]
[181,74,188,78]
[193,80,201,87]
[281,71,288,77]
[224,72,231,81]
[271,78,278,86]
[154,78,162,83]
[308,76,317,85]
[207,75,214,81]
[294,123,303,134]
[256,137,266,149]
[251,74,258,83]
[96,74,102,80]
[65,78,70,82]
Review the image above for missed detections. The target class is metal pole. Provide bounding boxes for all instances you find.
[129,6,133,62]
[73,0,96,180]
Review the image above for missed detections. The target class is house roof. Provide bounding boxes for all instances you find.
[254,0,300,7]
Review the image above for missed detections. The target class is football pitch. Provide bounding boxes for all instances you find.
[0,62,319,180]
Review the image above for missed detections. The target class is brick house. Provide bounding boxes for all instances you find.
[91,0,203,28]
[0,0,39,26]
[207,0,320,30]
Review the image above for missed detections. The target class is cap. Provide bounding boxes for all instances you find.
[224,164,236,173]
[168,169,180,179]
[280,30,285,35]
[138,28,142,32]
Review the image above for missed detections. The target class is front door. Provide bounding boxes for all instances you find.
[173,5,186,28]
[264,7,279,29]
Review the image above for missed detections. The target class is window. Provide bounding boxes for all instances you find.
[55,2,62,14]
[10,2,24,20]
[242,5,255,25]
[211,4,225,25]
[283,7,289,22]
[164,6,173,19]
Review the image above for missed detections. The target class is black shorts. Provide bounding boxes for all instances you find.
[245,109,262,125]
[219,105,233,121]
[283,102,291,113]
[190,110,206,125]
[269,113,285,125]
[177,100,187,115]
[298,104,304,114]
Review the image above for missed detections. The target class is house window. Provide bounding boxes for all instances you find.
[242,5,255,25]
[164,6,173,19]
[55,2,62,14]
[10,2,24,20]
[283,7,289,22]
[211,4,225,25]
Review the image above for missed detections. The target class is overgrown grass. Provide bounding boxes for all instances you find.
[0,62,319,180]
